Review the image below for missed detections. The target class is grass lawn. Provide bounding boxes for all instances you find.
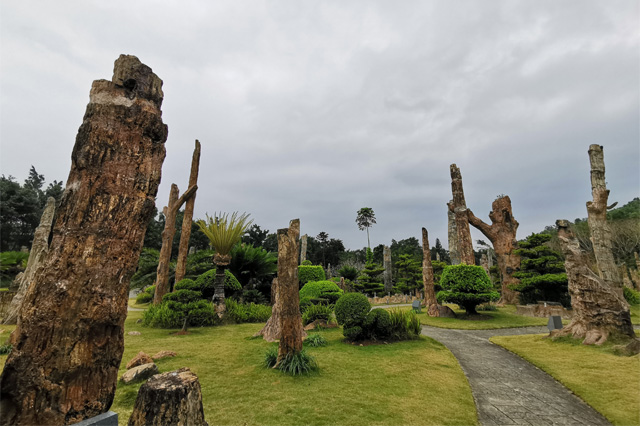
[115,309,477,425]
[630,304,639,324]
[491,333,640,426]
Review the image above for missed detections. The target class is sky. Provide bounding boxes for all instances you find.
[1,0,638,251]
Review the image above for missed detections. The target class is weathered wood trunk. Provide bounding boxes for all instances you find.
[449,165,475,265]
[553,220,634,344]
[276,219,305,363]
[174,140,201,284]
[255,278,280,342]
[383,245,392,294]
[422,228,438,308]
[128,368,208,426]
[447,201,460,265]
[300,234,307,264]
[586,144,624,298]
[0,55,167,426]
[467,195,521,305]
[3,197,56,325]
[153,183,197,304]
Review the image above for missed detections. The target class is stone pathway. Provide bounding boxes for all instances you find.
[421,326,612,426]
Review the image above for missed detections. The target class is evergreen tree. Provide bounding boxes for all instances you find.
[355,248,384,295]
[393,254,421,294]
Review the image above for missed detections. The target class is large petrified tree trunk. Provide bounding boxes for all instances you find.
[467,195,521,305]
[422,228,437,308]
[3,197,56,325]
[174,140,201,284]
[0,55,167,426]
[276,219,305,364]
[553,220,634,345]
[300,234,307,264]
[447,201,460,265]
[449,165,475,265]
[586,144,624,298]
[128,368,208,426]
[383,245,392,294]
[153,183,197,304]
[255,278,281,342]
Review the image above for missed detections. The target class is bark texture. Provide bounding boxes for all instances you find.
[422,228,438,308]
[449,165,475,265]
[3,197,56,325]
[153,183,197,304]
[383,245,392,294]
[0,55,167,426]
[447,201,460,265]
[174,140,201,284]
[128,368,208,426]
[276,219,305,363]
[552,220,634,345]
[300,234,307,264]
[586,145,623,297]
[467,195,521,305]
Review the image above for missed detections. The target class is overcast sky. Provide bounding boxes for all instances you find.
[1,1,638,251]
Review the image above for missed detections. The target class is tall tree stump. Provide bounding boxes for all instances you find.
[447,201,460,265]
[300,234,308,264]
[276,219,305,363]
[383,245,392,294]
[553,220,634,344]
[467,195,521,305]
[3,197,56,325]
[422,228,437,308]
[128,368,208,426]
[449,165,475,265]
[0,55,167,425]
[255,278,281,342]
[174,140,201,284]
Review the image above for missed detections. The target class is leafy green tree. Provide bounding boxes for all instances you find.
[356,207,376,250]
[317,231,329,267]
[431,238,450,264]
[355,248,384,295]
[242,224,269,247]
[511,233,569,307]
[394,254,421,294]
[0,175,42,251]
[437,265,499,315]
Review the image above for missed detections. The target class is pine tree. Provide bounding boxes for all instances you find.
[394,254,421,294]
[355,248,385,295]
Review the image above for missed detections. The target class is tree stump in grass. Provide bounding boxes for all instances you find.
[128,368,208,426]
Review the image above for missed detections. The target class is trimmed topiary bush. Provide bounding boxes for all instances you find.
[174,278,198,292]
[142,289,217,329]
[335,293,371,328]
[437,264,500,315]
[299,280,343,304]
[194,269,242,300]
[624,286,640,305]
[144,285,156,298]
[363,308,392,340]
[135,292,152,304]
[298,264,325,286]
[163,289,202,304]
[343,325,364,341]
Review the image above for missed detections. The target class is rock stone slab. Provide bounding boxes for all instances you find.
[120,363,159,385]
[151,350,177,360]
[126,351,153,370]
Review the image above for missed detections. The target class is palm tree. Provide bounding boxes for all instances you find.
[356,207,376,250]
[196,212,253,314]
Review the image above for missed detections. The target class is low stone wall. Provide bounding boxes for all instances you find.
[0,290,16,320]
[369,294,420,305]
[516,303,573,320]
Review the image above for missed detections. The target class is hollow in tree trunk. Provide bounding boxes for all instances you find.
[553,220,634,345]
[449,165,475,265]
[0,55,167,426]
[467,195,521,305]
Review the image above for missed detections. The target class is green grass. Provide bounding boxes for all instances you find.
[113,309,477,425]
[629,304,639,324]
[410,304,557,329]
[491,333,640,426]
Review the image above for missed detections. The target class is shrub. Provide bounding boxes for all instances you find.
[437,265,499,315]
[242,289,269,305]
[144,285,156,297]
[299,297,313,313]
[135,292,152,304]
[301,303,333,325]
[343,326,364,341]
[143,292,216,329]
[174,278,198,291]
[337,265,359,281]
[363,309,392,340]
[299,280,343,304]
[477,303,497,311]
[298,264,325,286]
[194,269,242,300]
[335,293,370,328]
[225,298,272,323]
[387,308,421,341]
[143,303,183,328]
[301,260,312,266]
[263,347,318,375]
[162,289,202,304]
[0,343,12,355]
[305,333,327,347]
[624,287,640,305]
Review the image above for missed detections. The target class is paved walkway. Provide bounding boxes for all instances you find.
[422,326,611,426]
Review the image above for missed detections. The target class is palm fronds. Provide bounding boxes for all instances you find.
[196,212,253,257]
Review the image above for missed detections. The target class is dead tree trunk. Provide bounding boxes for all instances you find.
[276,219,305,364]
[447,201,460,265]
[300,234,307,264]
[383,245,392,294]
[0,55,167,426]
[422,228,437,308]
[174,140,201,284]
[449,165,475,265]
[467,195,521,305]
[153,183,197,304]
[586,144,624,298]
[255,278,280,342]
[553,220,634,345]
[3,197,56,325]
[128,368,208,426]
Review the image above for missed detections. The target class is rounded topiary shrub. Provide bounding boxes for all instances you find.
[174,278,198,292]
[335,293,370,328]
[194,269,242,300]
[135,292,152,304]
[144,284,156,297]
[299,280,343,304]
[437,264,499,315]
[343,325,364,341]
[162,289,202,304]
[363,308,391,340]
[298,264,326,286]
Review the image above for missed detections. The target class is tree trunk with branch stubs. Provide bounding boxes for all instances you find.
[153,183,197,305]
[174,140,201,284]
[449,165,475,265]
[0,55,167,426]
[467,195,521,305]
[276,219,305,364]
[422,228,438,308]
[553,220,634,345]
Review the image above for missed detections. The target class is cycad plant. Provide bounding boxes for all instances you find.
[196,212,253,314]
